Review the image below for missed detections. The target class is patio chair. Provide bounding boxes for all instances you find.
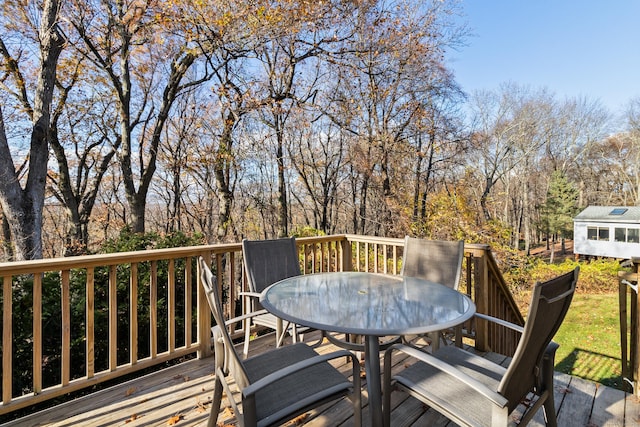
[241,237,309,357]
[401,237,465,348]
[198,257,362,427]
[383,266,579,427]
[401,236,464,289]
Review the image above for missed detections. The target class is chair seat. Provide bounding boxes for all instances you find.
[243,343,353,426]
[394,346,508,427]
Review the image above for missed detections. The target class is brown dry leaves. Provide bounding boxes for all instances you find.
[167,414,183,425]
[124,413,138,423]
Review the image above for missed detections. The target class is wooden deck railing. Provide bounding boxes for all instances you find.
[0,235,523,414]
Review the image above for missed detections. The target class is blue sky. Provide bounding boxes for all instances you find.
[450,1,640,116]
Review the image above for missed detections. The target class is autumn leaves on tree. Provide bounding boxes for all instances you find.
[0,1,636,261]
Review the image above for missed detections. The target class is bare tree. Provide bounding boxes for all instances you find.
[0,0,64,260]
[288,116,349,234]
[48,62,119,255]
[66,0,212,233]
[469,85,552,223]
[325,0,466,235]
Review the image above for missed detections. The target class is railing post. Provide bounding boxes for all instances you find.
[3,275,12,405]
[341,237,353,272]
[474,249,490,352]
[620,258,640,395]
[197,253,213,359]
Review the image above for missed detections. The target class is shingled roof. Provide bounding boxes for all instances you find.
[574,206,640,223]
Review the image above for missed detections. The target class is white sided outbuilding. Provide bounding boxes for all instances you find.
[573,206,640,259]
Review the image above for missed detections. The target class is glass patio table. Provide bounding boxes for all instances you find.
[260,271,476,427]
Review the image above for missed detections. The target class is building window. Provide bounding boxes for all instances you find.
[588,226,610,241]
[614,227,640,243]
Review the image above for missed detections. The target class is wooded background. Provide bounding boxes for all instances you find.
[1,0,638,261]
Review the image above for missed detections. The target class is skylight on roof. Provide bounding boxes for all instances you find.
[610,208,628,215]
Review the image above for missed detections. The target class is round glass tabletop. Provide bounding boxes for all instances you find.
[261,271,475,336]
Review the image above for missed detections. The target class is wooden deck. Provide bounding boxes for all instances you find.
[4,331,640,427]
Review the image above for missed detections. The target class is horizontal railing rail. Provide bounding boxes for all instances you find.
[0,234,523,415]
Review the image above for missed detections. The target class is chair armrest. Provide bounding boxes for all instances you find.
[238,291,262,299]
[384,343,509,408]
[539,341,559,391]
[220,309,269,327]
[474,313,524,334]
[242,349,358,398]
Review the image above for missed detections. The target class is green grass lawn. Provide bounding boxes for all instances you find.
[553,293,624,389]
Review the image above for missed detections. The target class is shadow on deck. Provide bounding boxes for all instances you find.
[5,331,640,427]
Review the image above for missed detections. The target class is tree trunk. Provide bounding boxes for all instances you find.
[49,128,114,256]
[1,212,12,259]
[480,177,494,222]
[276,130,288,238]
[170,164,181,233]
[215,117,235,242]
[0,0,63,260]
[128,195,146,234]
[523,175,531,255]
[358,177,369,234]
[419,133,436,220]
[412,134,423,221]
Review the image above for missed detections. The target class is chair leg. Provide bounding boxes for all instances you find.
[382,350,393,427]
[243,323,251,358]
[293,323,299,343]
[208,376,224,427]
[542,396,558,427]
[454,325,463,347]
[276,320,291,347]
[541,343,559,427]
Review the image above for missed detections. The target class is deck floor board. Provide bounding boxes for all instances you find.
[4,331,639,427]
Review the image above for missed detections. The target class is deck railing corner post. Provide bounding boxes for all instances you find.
[197,253,213,359]
[341,236,353,272]
[474,248,490,352]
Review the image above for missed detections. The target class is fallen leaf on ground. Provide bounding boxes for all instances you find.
[288,413,309,425]
[124,413,138,423]
[295,413,309,424]
[195,398,208,413]
[167,414,183,425]
[125,387,137,397]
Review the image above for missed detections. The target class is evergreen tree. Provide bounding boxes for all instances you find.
[541,170,579,262]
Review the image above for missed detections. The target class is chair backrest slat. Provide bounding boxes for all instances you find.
[498,267,579,411]
[401,237,464,290]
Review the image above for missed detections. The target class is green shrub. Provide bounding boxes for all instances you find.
[5,229,205,397]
